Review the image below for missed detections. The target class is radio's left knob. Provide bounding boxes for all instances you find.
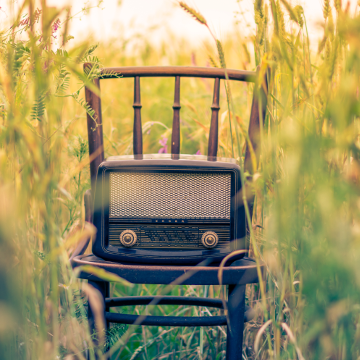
[201,231,218,248]
[120,230,137,247]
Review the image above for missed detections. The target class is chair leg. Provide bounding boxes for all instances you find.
[226,284,246,360]
[87,280,109,359]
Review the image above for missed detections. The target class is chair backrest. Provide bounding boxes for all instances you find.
[84,65,268,193]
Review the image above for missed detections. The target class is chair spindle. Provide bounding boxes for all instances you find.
[84,71,104,194]
[171,76,181,159]
[208,77,221,159]
[133,76,143,157]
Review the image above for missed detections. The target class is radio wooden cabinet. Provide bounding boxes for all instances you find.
[93,156,245,264]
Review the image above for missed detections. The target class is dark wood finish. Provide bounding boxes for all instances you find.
[244,67,269,175]
[106,312,227,326]
[133,76,143,157]
[104,296,253,326]
[84,189,93,223]
[171,76,181,159]
[106,295,224,308]
[84,66,104,193]
[83,65,265,164]
[208,77,221,159]
[75,255,259,355]
[80,65,268,358]
[226,284,246,360]
[71,255,262,285]
[97,66,257,82]
[87,280,109,356]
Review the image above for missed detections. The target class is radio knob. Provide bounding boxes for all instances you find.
[201,231,219,248]
[120,230,137,247]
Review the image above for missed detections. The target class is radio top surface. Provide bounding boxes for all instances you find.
[106,153,237,164]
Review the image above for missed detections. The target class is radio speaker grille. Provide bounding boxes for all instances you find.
[109,172,231,219]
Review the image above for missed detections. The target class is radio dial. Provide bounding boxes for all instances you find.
[120,230,137,247]
[201,231,219,248]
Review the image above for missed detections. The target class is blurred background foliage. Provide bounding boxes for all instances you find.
[1,0,360,359]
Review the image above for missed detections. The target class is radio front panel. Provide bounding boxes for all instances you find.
[108,221,230,249]
[92,158,246,264]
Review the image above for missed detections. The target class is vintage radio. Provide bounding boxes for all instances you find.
[85,66,267,265]
[92,154,246,264]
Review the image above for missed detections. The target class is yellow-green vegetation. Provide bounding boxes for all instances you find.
[1,0,360,359]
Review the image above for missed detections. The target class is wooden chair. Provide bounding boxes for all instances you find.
[71,65,268,359]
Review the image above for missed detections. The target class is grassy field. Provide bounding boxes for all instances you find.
[2,0,360,359]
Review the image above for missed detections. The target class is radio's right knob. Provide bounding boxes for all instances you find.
[120,230,137,247]
[201,231,219,248]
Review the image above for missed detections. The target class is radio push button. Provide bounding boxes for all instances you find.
[201,231,219,248]
[119,230,137,247]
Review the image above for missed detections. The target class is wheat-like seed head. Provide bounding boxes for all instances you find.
[208,54,219,68]
[265,3,269,25]
[280,0,298,26]
[216,40,227,69]
[334,0,342,13]
[294,5,304,27]
[323,0,331,20]
[178,2,207,26]
[276,0,286,38]
[254,0,265,25]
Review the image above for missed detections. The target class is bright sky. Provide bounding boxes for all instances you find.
[4,0,360,46]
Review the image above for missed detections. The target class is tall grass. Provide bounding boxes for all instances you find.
[2,0,360,359]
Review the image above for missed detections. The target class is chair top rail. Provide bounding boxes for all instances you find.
[92,66,256,82]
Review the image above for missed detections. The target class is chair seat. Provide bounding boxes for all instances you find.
[71,254,263,285]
